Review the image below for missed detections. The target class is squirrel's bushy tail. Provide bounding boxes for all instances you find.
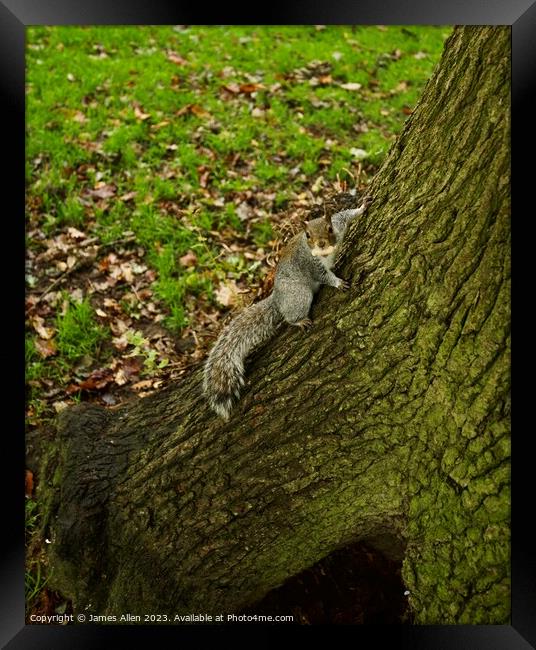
[203,295,281,420]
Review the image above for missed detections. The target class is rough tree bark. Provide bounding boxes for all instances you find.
[39,26,510,624]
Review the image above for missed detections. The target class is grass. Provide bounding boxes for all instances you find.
[25,499,50,613]
[56,297,110,361]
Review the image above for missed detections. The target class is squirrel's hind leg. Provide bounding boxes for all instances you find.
[278,288,314,328]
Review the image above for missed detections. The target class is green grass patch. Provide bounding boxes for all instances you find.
[56,297,110,362]
[27,25,450,333]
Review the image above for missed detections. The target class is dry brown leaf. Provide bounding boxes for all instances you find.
[25,469,34,498]
[114,357,143,385]
[151,120,170,130]
[31,315,54,340]
[78,368,115,391]
[176,104,210,118]
[119,191,137,202]
[222,83,240,94]
[215,283,238,307]
[131,379,154,391]
[394,81,410,93]
[120,262,134,283]
[340,82,362,91]
[179,251,198,267]
[72,110,87,123]
[112,334,129,350]
[190,104,210,118]
[110,318,129,336]
[239,82,265,94]
[134,105,151,121]
[34,338,57,358]
[67,226,86,240]
[87,183,116,200]
[167,50,188,66]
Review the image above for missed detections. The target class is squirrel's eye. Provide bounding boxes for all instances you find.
[305,231,311,239]
[327,225,333,233]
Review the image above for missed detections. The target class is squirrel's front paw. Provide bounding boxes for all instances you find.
[336,278,350,291]
[361,194,373,210]
[295,318,313,331]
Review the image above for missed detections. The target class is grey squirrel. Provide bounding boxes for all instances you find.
[203,196,371,420]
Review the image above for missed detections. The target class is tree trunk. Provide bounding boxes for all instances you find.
[39,25,510,624]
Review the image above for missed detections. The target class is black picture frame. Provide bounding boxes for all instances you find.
[8,1,531,647]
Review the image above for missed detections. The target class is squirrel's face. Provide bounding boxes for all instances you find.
[304,218,337,257]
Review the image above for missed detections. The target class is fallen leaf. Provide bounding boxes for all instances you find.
[215,283,238,307]
[114,357,143,385]
[198,166,210,188]
[340,82,362,91]
[350,148,369,160]
[53,400,70,413]
[190,104,210,118]
[239,82,264,94]
[34,338,57,358]
[119,191,137,202]
[235,202,252,221]
[110,318,129,336]
[120,262,134,283]
[67,227,86,240]
[77,367,115,391]
[311,176,325,193]
[222,82,240,94]
[179,251,198,267]
[87,183,116,200]
[134,105,151,121]
[31,315,54,340]
[72,110,87,123]
[394,81,410,93]
[112,334,130,350]
[167,50,188,66]
[131,379,154,391]
[176,104,210,118]
[103,297,122,310]
[25,470,34,498]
